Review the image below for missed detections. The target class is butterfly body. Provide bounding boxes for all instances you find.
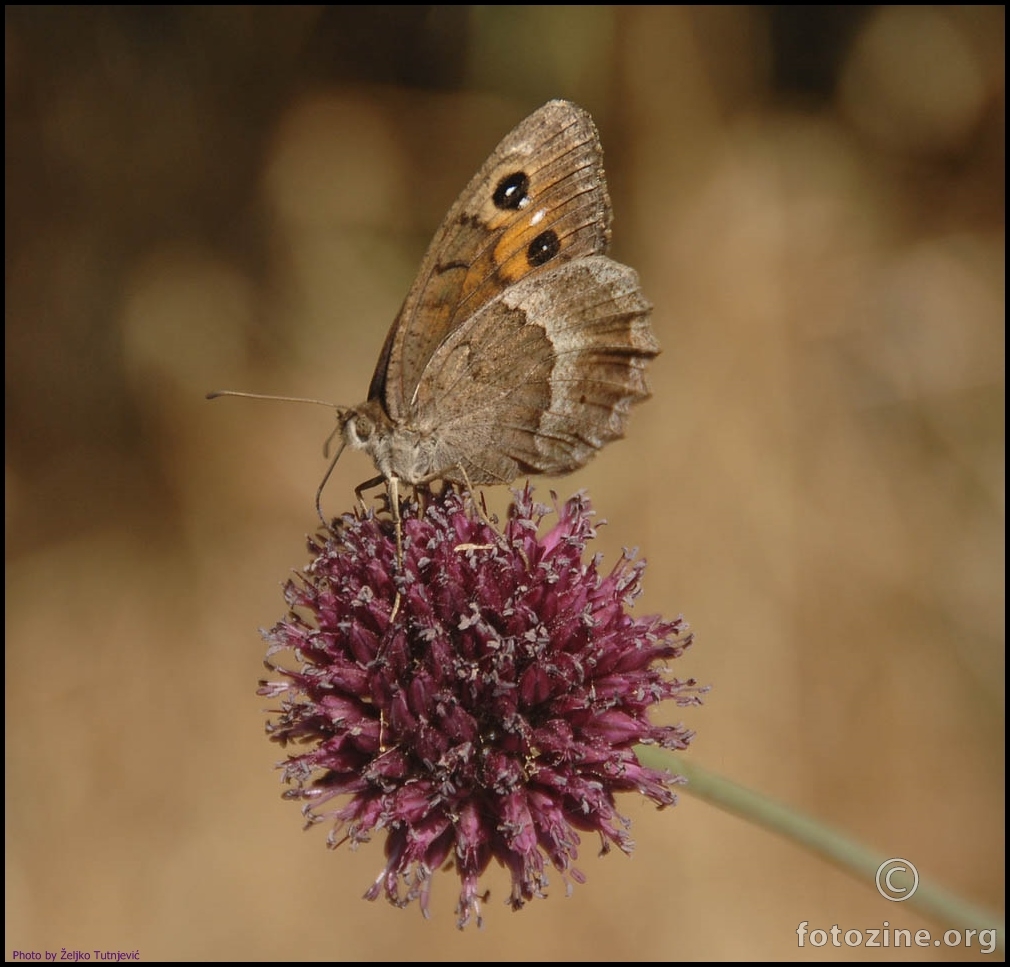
[342,100,658,489]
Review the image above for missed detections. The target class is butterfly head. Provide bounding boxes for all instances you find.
[338,400,380,454]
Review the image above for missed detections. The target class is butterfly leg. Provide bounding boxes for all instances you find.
[411,484,430,519]
[455,463,496,532]
[351,473,404,624]
[353,474,386,514]
[386,474,404,565]
[386,474,404,624]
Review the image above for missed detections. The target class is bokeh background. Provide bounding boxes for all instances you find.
[6,6,1003,961]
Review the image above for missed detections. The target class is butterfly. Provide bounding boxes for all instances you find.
[337,99,659,501]
[211,100,658,518]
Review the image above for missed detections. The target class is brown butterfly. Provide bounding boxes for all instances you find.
[211,100,657,516]
[340,99,658,501]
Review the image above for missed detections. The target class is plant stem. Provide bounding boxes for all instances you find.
[636,747,1004,948]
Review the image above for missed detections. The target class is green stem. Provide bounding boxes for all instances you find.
[635,748,1004,948]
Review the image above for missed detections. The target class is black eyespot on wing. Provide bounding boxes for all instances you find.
[493,172,530,210]
[527,229,560,267]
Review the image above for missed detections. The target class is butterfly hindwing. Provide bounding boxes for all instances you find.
[412,257,656,485]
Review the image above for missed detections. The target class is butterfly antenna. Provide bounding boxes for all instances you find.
[205,389,338,408]
[207,389,353,525]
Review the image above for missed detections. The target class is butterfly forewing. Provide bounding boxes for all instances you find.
[374,100,612,420]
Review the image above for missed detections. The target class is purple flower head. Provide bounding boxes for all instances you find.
[260,485,703,928]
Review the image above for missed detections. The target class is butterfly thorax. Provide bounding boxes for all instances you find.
[342,398,447,486]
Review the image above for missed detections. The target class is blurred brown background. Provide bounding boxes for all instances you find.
[6,6,1003,961]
